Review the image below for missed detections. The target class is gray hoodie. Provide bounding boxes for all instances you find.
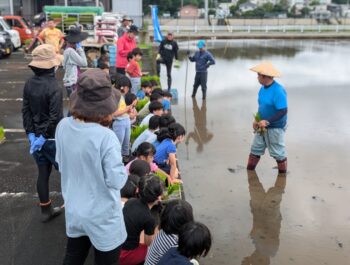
[63,47,87,87]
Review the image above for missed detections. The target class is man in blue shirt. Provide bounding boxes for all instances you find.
[247,62,288,173]
[188,40,215,100]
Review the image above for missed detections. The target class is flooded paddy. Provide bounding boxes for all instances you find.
[162,39,350,265]
[1,40,350,264]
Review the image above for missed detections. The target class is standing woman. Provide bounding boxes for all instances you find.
[116,25,138,74]
[56,69,128,265]
[63,25,88,97]
[22,44,64,222]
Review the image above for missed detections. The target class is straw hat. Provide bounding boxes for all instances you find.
[250,61,281,78]
[29,44,63,69]
[70,69,121,117]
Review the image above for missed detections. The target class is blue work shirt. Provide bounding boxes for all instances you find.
[154,138,176,165]
[189,50,215,72]
[55,117,127,251]
[258,81,288,128]
[137,90,145,99]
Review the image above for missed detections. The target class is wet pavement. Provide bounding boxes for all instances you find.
[1,40,350,264]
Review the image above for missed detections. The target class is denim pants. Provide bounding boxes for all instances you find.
[112,118,131,156]
[129,77,141,95]
[63,236,121,265]
[250,127,287,161]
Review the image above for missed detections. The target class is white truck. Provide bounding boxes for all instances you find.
[0,16,21,50]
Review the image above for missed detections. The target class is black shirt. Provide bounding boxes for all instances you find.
[158,39,179,62]
[122,198,156,250]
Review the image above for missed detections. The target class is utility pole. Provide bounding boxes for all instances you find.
[9,0,14,15]
[205,0,208,19]
[64,0,68,6]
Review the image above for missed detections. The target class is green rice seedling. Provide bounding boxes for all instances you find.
[0,127,5,143]
[253,112,266,135]
[154,171,167,184]
[130,125,148,144]
[135,97,149,112]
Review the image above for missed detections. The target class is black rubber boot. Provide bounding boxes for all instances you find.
[40,200,63,223]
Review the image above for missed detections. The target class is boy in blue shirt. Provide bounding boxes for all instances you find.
[247,62,288,173]
[187,40,215,100]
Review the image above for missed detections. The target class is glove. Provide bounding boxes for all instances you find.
[174,60,180,68]
[156,53,161,61]
[186,50,190,55]
[27,133,36,144]
[76,42,82,49]
[30,135,46,154]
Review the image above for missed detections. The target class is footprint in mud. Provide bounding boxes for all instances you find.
[227,165,245,174]
[312,195,325,202]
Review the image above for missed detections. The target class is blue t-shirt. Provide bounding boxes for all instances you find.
[162,99,171,111]
[154,139,176,165]
[137,90,145,99]
[157,247,192,265]
[258,81,287,128]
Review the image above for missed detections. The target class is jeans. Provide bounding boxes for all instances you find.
[156,58,172,90]
[63,236,121,265]
[129,77,141,95]
[250,127,287,161]
[192,72,208,99]
[112,118,131,156]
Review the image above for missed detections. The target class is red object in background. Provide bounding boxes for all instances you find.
[4,15,34,45]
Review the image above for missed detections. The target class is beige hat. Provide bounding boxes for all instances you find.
[29,44,63,69]
[250,61,281,78]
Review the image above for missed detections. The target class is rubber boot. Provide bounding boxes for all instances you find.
[277,158,287,173]
[247,154,260,170]
[40,200,63,223]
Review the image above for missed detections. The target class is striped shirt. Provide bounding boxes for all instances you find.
[145,230,178,265]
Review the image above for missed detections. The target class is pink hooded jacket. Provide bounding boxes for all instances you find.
[116,33,136,69]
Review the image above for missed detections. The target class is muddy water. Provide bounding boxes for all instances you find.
[158,40,350,265]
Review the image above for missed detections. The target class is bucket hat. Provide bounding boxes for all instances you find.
[250,62,281,78]
[70,69,121,117]
[128,25,139,34]
[122,15,133,22]
[65,25,89,43]
[197,40,206,49]
[28,44,63,69]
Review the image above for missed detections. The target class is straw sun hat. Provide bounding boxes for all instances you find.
[250,61,281,78]
[28,44,63,69]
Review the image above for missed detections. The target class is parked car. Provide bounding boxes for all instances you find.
[0,16,21,49]
[0,24,12,58]
[3,15,33,45]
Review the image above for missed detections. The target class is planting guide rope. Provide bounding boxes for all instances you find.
[184,37,190,160]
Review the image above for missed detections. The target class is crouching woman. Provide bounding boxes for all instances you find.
[55,69,127,265]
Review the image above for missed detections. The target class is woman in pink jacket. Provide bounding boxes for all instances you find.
[116,25,138,74]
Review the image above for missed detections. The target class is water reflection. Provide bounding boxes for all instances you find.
[185,98,213,153]
[242,171,287,265]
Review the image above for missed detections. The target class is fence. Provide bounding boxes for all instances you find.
[148,24,350,34]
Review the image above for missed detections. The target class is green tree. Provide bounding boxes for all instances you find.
[301,6,311,16]
[310,0,320,5]
[230,0,248,16]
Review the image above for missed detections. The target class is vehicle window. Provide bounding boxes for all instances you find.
[14,19,23,28]
[5,19,13,27]
[0,19,11,30]
[21,18,30,28]
[0,24,4,31]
